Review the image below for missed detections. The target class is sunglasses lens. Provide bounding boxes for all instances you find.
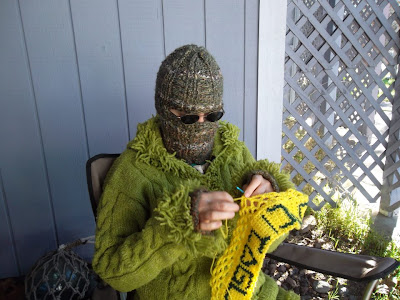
[206,111,224,122]
[180,115,199,124]
[178,111,224,124]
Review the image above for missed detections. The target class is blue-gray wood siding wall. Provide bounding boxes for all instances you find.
[0,0,259,277]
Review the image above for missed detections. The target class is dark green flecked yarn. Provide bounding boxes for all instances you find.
[155,44,223,114]
[155,44,224,165]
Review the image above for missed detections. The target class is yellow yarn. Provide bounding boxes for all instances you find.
[210,189,308,300]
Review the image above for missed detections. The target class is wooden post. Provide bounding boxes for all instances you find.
[257,0,288,162]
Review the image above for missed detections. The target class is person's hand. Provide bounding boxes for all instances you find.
[197,191,239,232]
[243,174,274,198]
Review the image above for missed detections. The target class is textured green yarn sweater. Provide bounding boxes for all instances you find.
[93,116,299,300]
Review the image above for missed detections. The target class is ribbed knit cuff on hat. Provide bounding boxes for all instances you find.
[243,170,280,193]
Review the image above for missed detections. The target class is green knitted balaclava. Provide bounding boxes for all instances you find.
[155,44,223,165]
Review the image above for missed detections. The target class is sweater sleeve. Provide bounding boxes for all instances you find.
[253,273,300,300]
[238,146,295,192]
[93,171,226,292]
[233,147,296,256]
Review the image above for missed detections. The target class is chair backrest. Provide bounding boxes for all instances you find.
[86,153,120,218]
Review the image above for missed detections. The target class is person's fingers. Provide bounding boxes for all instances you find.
[200,210,236,222]
[199,220,222,231]
[193,190,239,233]
[198,191,235,210]
[244,175,263,197]
[252,185,265,196]
[263,180,274,193]
[209,200,239,212]
[208,191,234,202]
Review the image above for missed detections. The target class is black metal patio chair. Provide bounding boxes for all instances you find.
[86,153,400,300]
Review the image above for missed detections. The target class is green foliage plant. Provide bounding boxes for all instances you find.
[312,194,400,299]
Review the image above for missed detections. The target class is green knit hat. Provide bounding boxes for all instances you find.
[155,44,223,115]
[155,45,224,165]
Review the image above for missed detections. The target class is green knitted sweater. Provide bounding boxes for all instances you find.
[93,116,299,300]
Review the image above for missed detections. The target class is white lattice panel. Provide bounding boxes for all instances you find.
[282,0,400,210]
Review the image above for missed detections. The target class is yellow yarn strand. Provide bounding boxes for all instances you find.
[210,189,308,300]
[210,254,217,275]
[221,219,229,239]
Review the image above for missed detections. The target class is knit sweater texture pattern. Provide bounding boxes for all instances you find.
[93,116,300,300]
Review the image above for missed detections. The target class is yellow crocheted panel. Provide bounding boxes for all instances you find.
[210,189,308,300]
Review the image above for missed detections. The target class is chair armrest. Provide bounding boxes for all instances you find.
[266,242,400,282]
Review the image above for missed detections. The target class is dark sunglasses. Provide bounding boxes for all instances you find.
[174,110,224,125]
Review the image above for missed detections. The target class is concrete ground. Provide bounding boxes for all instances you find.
[371,206,400,245]
[354,168,400,245]
[350,100,400,246]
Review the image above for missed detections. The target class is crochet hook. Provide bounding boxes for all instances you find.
[234,186,245,202]
[236,186,244,194]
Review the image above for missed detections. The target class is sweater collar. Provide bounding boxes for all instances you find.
[127,115,240,176]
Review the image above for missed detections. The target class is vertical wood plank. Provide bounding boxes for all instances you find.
[163,0,205,54]
[0,0,57,274]
[70,0,129,156]
[0,171,19,277]
[118,0,165,136]
[19,0,95,260]
[205,0,245,140]
[244,0,259,157]
[258,0,288,162]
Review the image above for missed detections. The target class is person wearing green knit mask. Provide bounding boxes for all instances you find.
[93,44,300,300]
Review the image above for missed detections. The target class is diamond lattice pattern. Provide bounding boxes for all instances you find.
[282,0,400,210]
